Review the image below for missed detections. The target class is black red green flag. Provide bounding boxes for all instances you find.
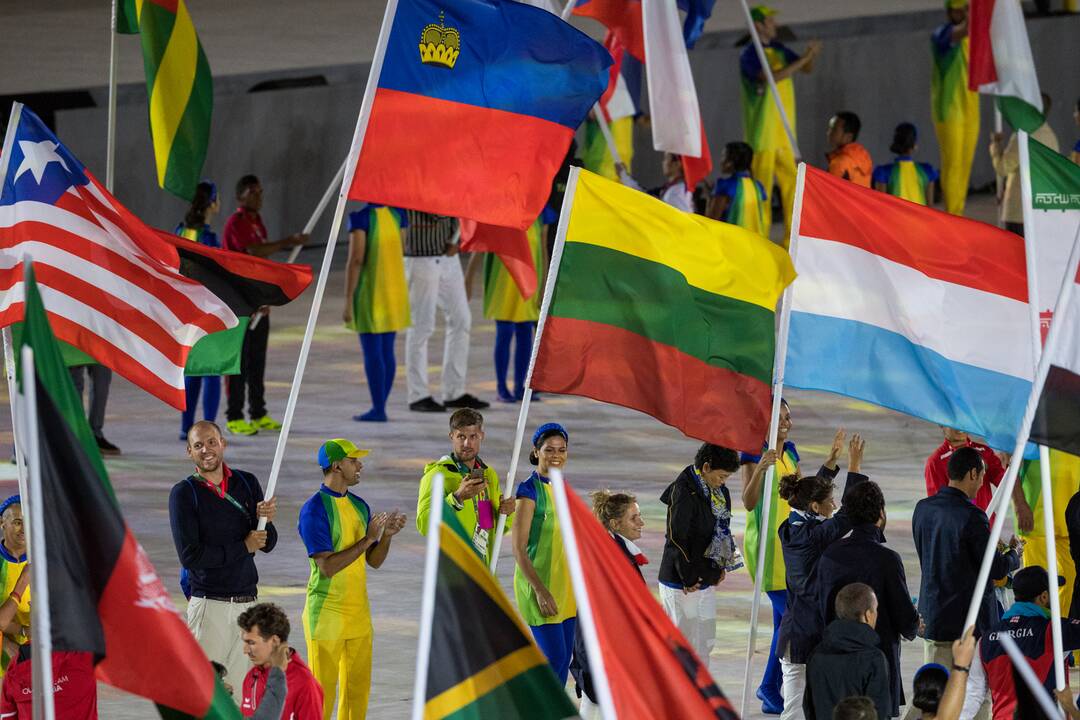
[17,264,240,719]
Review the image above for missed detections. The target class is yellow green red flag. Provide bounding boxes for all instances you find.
[117,0,212,201]
[531,168,796,452]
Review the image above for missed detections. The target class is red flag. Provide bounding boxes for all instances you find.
[573,0,645,62]
[967,0,996,90]
[459,219,538,299]
[562,478,739,719]
[681,120,713,192]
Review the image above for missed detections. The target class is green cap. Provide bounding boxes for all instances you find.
[317,439,370,470]
[751,5,777,23]
[945,0,967,8]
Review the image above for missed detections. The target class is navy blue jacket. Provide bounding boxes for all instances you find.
[803,619,891,720]
[776,467,866,663]
[912,486,1019,640]
[817,523,919,715]
[168,468,277,598]
[659,466,728,589]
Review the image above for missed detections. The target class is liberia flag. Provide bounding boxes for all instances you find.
[0,103,237,409]
[18,264,239,720]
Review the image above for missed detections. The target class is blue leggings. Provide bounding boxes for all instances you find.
[359,332,397,419]
[530,617,577,685]
[494,321,535,398]
[759,589,787,697]
[180,376,221,434]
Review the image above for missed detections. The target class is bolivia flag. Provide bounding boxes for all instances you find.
[17,265,239,719]
[531,168,795,453]
[117,0,213,201]
[349,0,611,231]
[968,0,1043,131]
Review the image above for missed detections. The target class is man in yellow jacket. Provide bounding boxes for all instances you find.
[1018,451,1080,612]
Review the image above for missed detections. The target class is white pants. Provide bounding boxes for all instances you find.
[187,596,255,702]
[405,255,471,403]
[658,584,717,668]
[780,657,806,720]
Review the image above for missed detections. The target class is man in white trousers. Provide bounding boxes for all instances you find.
[404,210,488,412]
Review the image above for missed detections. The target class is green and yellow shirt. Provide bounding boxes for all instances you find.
[346,206,411,335]
[514,472,576,626]
[741,441,799,592]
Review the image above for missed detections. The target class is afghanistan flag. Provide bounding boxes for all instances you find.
[417,490,575,719]
[531,168,795,453]
[117,0,213,201]
[17,264,239,719]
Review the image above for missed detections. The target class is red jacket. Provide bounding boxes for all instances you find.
[924,439,1005,511]
[241,649,323,719]
[0,650,98,719]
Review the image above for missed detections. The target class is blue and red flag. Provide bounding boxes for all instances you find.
[349,0,611,230]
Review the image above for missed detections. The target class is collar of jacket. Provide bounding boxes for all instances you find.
[1003,601,1050,620]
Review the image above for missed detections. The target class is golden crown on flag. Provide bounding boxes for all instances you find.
[419,12,460,69]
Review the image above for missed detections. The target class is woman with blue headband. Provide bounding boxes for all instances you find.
[512,422,577,684]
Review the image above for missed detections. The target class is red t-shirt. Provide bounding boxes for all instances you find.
[223,209,268,254]
[241,649,323,719]
[0,651,98,719]
[924,439,1005,511]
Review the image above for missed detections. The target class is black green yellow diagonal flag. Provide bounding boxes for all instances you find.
[116,0,212,201]
[416,484,577,719]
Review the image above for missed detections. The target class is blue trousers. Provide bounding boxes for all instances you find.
[181,376,221,435]
[359,332,397,418]
[759,589,786,698]
[530,617,577,685]
[494,321,535,398]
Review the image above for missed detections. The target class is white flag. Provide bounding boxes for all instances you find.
[642,0,701,158]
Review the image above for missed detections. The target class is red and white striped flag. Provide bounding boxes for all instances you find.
[0,104,237,409]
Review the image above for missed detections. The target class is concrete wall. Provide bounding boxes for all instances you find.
[55,11,1080,243]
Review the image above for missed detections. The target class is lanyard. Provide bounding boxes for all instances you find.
[193,473,247,516]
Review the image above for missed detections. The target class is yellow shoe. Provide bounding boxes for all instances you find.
[252,415,282,431]
[226,419,258,436]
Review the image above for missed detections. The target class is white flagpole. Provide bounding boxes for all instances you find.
[19,346,56,720]
[737,0,802,161]
[106,0,120,193]
[994,107,1005,226]
[549,468,618,720]
[489,167,579,572]
[739,161,805,718]
[593,105,625,169]
[561,0,576,21]
[999,633,1065,719]
[1018,129,1066,690]
[257,0,401,526]
[963,221,1080,634]
[411,472,444,720]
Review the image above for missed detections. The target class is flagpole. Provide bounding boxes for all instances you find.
[962,221,1080,635]
[593,105,625,169]
[1018,129,1066,690]
[737,0,802,161]
[994,106,1004,226]
[998,633,1065,719]
[257,0,401,526]
[739,162,805,718]
[411,472,444,720]
[19,346,56,720]
[106,0,119,193]
[549,468,618,720]
[561,0,576,21]
[488,166,579,572]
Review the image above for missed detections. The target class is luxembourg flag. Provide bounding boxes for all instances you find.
[968,0,1043,132]
[785,166,1033,451]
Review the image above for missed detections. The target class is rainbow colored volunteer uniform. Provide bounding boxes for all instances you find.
[713,172,768,237]
[740,41,799,241]
[872,157,940,206]
[298,485,374,720]
[741,441,798,593]
[514,472,576,627]
[931,22,980,215]
[582,116,635,181]
[1018,451,1080,611]
[0,545,28,676]
[346,206,411,335]
[483,221,545,323]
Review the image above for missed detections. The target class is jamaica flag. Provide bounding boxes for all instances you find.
[420,499,576,719]
[17,264,240,719]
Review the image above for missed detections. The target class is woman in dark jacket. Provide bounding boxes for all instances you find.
[776,433,868,720]
[659,443,742,665]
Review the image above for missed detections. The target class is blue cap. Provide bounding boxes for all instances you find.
[914,662,949,680]
[532,423,568,447]
[0,494,20,516]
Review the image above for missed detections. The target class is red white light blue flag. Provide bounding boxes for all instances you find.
[349,0,611,230]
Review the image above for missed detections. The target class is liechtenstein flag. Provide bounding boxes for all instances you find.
[348,0,611,229]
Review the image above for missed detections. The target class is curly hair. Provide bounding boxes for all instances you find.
[237,602,290,642]
[777,473,835,511]
[590,489,637,530]
[844,481,884,526]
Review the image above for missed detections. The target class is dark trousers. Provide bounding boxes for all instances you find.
[1006,221,1025,237]
[225,316,269,421]
[69,365,111,436]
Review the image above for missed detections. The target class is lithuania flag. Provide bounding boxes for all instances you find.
[17,264,240,719]
[531,168,796,453]
[117,0,212,201]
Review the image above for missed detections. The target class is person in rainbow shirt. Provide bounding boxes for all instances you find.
[873,123,941,206]
[298,439,407,720]
[344,205,411,423]
[706,141,769,237]
[931,0,980,216]
[0,496,29,677]
[1017,451,1080,613]
[740,6,821,243]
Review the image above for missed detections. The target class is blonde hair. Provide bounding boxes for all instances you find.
[590,489,637,530]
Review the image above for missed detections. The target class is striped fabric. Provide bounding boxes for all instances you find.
[404,210,456,257]
[513,473,576,627]
[118,0,212,201]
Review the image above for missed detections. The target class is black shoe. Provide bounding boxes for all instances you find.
[444,394,490,410]
[96,435,121,456]
[409,397,446,413]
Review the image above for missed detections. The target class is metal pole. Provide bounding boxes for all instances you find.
[737,0,802,161]
[106,0,119,193]
[410,473,444,720]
